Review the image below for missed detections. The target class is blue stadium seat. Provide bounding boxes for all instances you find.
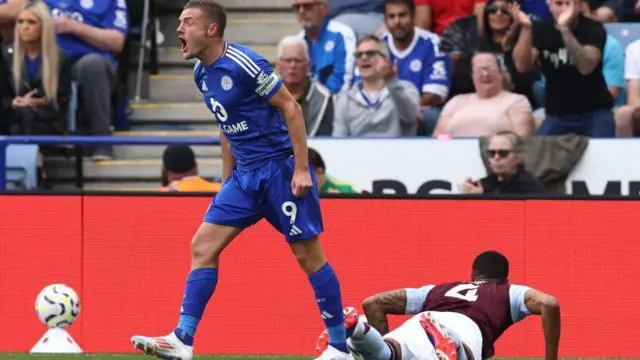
[605,23,640,51]
[6,144,39,190]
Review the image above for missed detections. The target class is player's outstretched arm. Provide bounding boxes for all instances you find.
[524,288,560,360]
[362,289,408,336]
[219,129,236,183]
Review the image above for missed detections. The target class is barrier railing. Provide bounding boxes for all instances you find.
[0,135,221,190]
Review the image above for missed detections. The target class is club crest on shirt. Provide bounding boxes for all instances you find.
[324,40,335,52]
[221,76,233,91]
[410,59,422,72]
[80,0,93,9]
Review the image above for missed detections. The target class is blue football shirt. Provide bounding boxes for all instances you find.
[45,0,129,63]
[381,28,452,101]
[195,43,293,170]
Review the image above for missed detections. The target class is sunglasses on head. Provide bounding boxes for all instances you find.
[355,50,381,59]
[487,5,510,14]
[487,149,512,159]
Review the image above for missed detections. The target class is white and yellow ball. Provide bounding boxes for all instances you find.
[35,284,80,328]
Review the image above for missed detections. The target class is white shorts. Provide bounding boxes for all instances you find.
[382,312,483,360]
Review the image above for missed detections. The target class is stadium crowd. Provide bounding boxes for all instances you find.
[0,0,639,193]
[290,0,640,139]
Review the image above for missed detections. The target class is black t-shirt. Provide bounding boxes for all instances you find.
[532,16,612,116]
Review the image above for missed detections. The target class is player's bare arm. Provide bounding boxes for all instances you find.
[268,86,313,198]
[219,130,236,183]
[362,289,408,335]
[510,3,538,73]
[524,288,561,360]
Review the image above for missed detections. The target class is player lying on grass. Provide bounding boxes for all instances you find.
[316,251,561,360]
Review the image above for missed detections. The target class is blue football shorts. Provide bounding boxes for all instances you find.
[203,156,324,242]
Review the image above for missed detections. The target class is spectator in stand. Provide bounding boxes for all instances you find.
[381,0,451,136]
[534,0,625,114]
[2,0,71,137]
[329,0,385,38]
[414,0,486,35]
[293,0,357,94]
[1,1,72,187]
[159,144,221,193]
[276,35,334,137]
[333,35,420,137]
[43,0,129,160]
[308,147,360,194]
[511,0,614,137]
[613,39,640,137]
[434,52,534,137]
[459,131,546,195]
[440,0,541,107]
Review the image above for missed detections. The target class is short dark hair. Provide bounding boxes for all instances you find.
[472,251,509,282]
[184,0,227,37]
[308,148,325,171]
[384,0,416,15]
[162,144,197,173]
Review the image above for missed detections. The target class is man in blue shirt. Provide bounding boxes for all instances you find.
[131,1,350,360]
[381,0,452,135]
[294,0,357,94]
[44,0,129,160]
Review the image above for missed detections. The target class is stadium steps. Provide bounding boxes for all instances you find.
[46,154,222,182]
[157,0,292,11]
[160,13,299,48]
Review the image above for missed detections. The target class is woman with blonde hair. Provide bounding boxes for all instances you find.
[2,0,71,135]
[433,52,534,137]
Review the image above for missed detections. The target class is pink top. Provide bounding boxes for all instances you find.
[440,91,532,137]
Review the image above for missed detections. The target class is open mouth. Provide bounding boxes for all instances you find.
[360,64,373,70]
[179,37,187,52]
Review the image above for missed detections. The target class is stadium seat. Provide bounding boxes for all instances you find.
[605,23,640,50]
[6,144,39,190]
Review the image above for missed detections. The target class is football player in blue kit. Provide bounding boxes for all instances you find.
[130,1,350,359]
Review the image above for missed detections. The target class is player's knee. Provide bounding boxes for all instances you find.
[189,232,222,267]
[289,236,326,274]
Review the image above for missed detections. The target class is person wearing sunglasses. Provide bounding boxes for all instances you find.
[459,131,546,194]
[332,35,420,137]
[440,0,541,109]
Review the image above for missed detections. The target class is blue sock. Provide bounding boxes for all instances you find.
[173,268,218,346]
[309,262,349,354]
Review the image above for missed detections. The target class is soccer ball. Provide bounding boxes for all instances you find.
[35,284,80,328]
